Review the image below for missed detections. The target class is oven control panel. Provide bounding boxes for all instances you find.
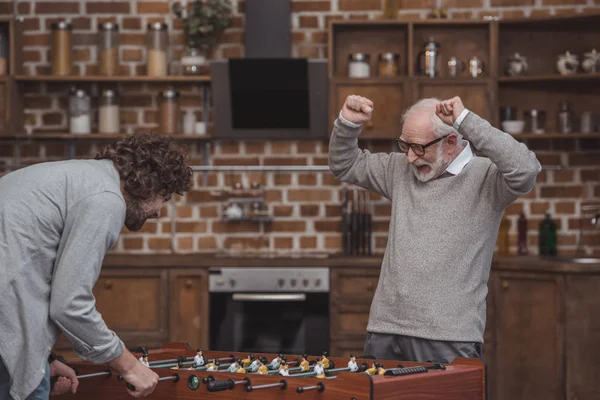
[208,267,330,292]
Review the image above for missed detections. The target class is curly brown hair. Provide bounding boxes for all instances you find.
[95,133,193,201]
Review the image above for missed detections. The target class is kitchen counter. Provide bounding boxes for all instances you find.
[102,253,600,272]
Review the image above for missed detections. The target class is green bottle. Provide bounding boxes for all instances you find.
[539,213,557,256]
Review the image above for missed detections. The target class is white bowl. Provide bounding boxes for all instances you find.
[502,120,525,134]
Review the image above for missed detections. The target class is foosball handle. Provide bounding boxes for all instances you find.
[202,374,215,384]
[206,379,235,392]
[117,375,136,392]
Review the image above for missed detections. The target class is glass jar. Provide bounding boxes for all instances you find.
[51,21,72,76]
[69,88,91,134]
[181,45,208,75]
[146,22,169,76]
[0,32,7,76]
[98,22,119,76]
[378,53,399,77]
[348,53,370,78]
[99,89,120,134]
[159,89,180,134]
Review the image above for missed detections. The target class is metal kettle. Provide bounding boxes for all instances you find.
[417,37,440,77]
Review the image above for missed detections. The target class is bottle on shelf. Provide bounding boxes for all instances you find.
[98,22,119,76]
[158,89,180,134]
[517,213,528,255]
[146,22,169,77]
[51,21,72,76]
[98,89,120,134]
[538,213,557,256]
[69,88,91,134]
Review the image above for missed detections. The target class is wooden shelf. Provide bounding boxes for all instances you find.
[498,73,600,83]
[508,133,600,139]
[0,133,212,141]
[331,77,405,84]
[13,75,211,83]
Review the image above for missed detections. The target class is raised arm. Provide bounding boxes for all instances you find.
[328,95,398,200]
[436,97,541,209]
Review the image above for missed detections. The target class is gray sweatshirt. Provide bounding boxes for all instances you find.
[0,159,126,400]
[328,111,541,343]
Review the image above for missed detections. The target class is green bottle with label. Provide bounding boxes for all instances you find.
[538,213,557,256]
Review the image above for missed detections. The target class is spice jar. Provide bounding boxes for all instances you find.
[99,89,120,134]
[69,88,91,134]
[146,22,168,76]
[378,53,399,77]
[348,53,370,78]
[52,21,72,76]
[98,22,119,76]
[159,89,180,134]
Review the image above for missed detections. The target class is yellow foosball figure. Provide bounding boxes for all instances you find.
[365,362,383,376]
[206,359,220,371]
[300,354,309,372]
[258,363,268,375]
[242,354,255,368]
[321,352,330,369]
[236,366,247,373]
[170,360,184,370]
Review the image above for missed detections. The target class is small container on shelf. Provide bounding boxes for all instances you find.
[98,89,120,134]
[377,53,399,77]
[348,53,370,78]
[0,32,8,76]
[556,101,573,134]
[146,22,169,76]
[524,109,546,134]
[158,89,180,134]
[98,22,119,76]
[51,21,72,76]
[183,109,196,135]
[69,88,91,134]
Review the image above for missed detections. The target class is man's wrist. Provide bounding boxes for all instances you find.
[338,110,363,129]
[453,108,470,132]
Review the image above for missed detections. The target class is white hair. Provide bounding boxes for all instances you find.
[401,98,463,142]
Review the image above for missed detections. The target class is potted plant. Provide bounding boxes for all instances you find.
[172,0,233,74]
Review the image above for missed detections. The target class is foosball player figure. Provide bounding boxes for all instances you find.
[365,362,385,376]
[236,359,247,374]
[206,359,220,371]
[270,353,283,369]
[300,354,309,372]
[227,359,240,373]
[248,357,260,372]
[257,360,269,375]
[321,351,331,369]
[138,349,150,367]
[279,364,290,376]
[376,363,386,375]
[171,359,185,370]
[313,360,325,379]
[348,354,359,372]
[242,354,255,367]
[194,349,206,367]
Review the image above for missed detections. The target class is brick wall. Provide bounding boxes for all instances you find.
[1,0,599,257]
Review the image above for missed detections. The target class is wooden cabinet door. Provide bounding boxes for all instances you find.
[411,79,496,125]
[93,268,169,349]
[565,275,600,400]
[168,269,209,351]
[493,272,564,400]
[0,82,6,134]
[331,80,408,139]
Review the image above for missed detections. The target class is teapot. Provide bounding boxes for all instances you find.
[582,49,600,74]
[557,51,579,75]
[505,53,528,76]
[417,37,440,77]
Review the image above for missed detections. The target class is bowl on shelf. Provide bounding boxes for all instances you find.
[501,120,525,134]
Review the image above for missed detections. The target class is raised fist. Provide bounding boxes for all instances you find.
[341,95,373,125]
[435,96,465,126]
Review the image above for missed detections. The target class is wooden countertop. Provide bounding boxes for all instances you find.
[102,253,600,273]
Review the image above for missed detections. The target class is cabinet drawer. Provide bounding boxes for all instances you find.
[331,268,379,301]
[331,305,370,338]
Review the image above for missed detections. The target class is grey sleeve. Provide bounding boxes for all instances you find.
[458,111,542,209]
[328,118,396,200]
[49,191,126,364]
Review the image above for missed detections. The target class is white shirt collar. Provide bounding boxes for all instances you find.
[445,141,473,175]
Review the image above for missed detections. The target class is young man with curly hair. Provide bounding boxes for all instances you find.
[0,133,193,400]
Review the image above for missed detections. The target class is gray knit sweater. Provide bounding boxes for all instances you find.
[328,111,541,342]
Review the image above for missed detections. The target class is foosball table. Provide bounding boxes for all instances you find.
[56,342,485,399]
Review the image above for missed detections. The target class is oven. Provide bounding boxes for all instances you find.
[209,267,329,355]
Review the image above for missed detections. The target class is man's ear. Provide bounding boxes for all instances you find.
[446,132,458,148]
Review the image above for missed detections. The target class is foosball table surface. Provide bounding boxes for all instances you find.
[56,342,485,400]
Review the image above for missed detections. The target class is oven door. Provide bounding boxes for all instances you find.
[209,291,329,355]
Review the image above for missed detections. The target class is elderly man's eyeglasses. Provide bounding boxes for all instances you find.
[396,134,449,156]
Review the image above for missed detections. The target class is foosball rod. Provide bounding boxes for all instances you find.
[150,356,235,369]
[123,373,180,391]
[290,367,350,378]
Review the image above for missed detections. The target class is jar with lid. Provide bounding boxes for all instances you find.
[99,89,120,134]
[98,22,119,76]
[51,21,72,76]
[0,32,7,76]
[69,88,91,134]
[556,100,573,134]
[146,22,169,76]
[348,53,370,78]
[159,89,180,134]
[378,53,399,77]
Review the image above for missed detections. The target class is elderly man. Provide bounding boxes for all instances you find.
[328,95,541,363]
